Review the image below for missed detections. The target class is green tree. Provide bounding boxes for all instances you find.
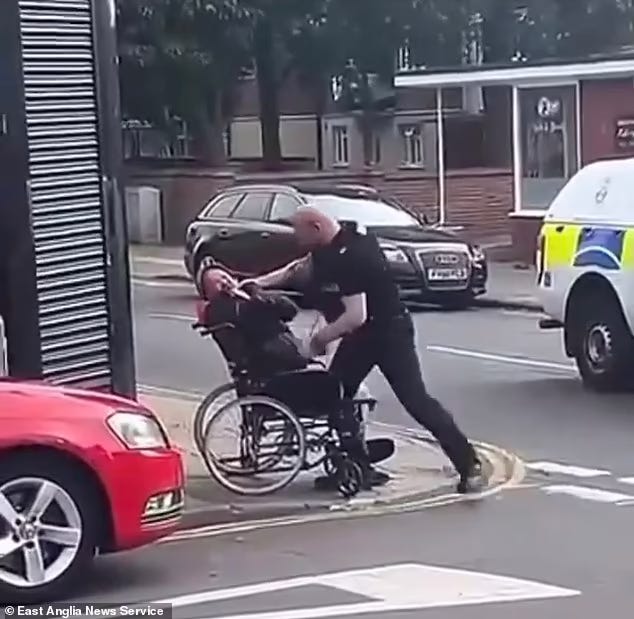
[473,0,633,63]
[117,0,252,164]
[239,0,325,168]
[319,0,419,165]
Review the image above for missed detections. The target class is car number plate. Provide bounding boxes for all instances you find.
[427,268,468,281]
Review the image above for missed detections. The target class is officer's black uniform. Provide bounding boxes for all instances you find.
[311,226,480,486]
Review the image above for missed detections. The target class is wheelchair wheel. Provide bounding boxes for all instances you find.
[201,395,306,495]
[336,459,363,499]
[193,382,238,454]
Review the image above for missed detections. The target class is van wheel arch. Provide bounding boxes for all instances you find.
[564,273,634,391]
[563,274,623,356]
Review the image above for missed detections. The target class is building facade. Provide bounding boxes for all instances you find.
[395,55,634,262]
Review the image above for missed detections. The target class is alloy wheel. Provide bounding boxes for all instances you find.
[0,477,82,589]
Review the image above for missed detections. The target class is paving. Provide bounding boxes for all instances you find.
[140,392,505,529]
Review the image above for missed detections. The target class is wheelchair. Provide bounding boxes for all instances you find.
[191,320,378,499]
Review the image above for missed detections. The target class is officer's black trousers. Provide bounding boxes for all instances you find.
[329,312,477,476]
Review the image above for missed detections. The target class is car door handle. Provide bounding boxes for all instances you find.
[217,229,230,239]
[260,232,270,239]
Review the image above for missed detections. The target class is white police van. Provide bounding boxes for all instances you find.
[536,158,634,392]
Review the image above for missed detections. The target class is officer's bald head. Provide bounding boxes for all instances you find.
[291,206,340,249]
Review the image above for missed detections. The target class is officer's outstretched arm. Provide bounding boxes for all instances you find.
[313,293,367,345]
[249,255,312,289]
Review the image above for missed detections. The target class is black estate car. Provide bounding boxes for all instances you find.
[184,184,488,308]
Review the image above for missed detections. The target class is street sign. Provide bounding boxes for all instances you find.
[615,118,634,150]
[155,563,580,618]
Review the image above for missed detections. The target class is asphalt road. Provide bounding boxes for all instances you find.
[69,485,627,618]
[81,278,634,618]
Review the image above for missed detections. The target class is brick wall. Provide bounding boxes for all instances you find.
[580,78,634,164]
[126,165,512,245]
[445,169,514,240]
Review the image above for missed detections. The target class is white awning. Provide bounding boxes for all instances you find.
[395,58,634,88]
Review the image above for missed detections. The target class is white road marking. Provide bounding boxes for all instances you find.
[153,563,579,618]
[527,461,611,478]
[617,477,634,485]
[147,312,194,322]
[132,278,192,290]
[542,485,634,504]
[501,309,545,319]
[132,256,184,266]
[427,345,575,372]
[138,384,206,400]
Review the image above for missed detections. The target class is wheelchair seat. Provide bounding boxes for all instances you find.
[261,369,344,418]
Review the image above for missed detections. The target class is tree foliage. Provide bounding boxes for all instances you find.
[117,0,634,166]
[117,0,252,163]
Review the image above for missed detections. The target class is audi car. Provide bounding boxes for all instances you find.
[184,184,488,308]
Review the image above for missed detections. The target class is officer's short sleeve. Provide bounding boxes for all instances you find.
[335,239,371,296]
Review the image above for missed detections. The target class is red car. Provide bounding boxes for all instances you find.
[0,379,184,604]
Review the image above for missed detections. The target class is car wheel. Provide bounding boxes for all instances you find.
[0,454,100,604]
[573,300,634,392]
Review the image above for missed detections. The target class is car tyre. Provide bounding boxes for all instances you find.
[0,454,100,605]
[573,299,634,392]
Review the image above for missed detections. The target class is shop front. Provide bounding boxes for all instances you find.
[395,56,634,263]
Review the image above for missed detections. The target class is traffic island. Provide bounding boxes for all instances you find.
[141,393,518,531]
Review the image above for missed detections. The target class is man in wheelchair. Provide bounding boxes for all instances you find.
[196,262,394,491]
[235,207,484,495]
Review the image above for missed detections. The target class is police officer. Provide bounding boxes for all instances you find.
[244,207,484,493]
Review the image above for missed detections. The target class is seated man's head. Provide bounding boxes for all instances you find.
[291,206,340,250]
[201,268,238,300]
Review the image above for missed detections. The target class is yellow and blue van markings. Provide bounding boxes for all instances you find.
[542,223,634,270]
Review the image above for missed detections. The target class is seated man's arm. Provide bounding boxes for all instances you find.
[250,255,313,289]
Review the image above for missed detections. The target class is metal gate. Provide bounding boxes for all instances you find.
[18,0,112,389]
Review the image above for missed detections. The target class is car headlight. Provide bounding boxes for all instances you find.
[470,245,486,262]
[107,411,168,449]
[381,246,409,264]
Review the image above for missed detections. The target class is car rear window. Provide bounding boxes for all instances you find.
[203,193,243,218]
[232,192,273,221]
[270,193,301,220]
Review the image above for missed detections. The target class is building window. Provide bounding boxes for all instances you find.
[396,42,411,72]
[399,124,424,167]
[370,133,381,165]
[332,125,349,166]
[518,86,578,210]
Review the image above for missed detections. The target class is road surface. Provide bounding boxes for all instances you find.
[67,278,633,618]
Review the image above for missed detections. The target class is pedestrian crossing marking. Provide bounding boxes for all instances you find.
[155,563,579,618]
[542,485,634,504]
[527,461,611,478]
[617,477,634,485]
